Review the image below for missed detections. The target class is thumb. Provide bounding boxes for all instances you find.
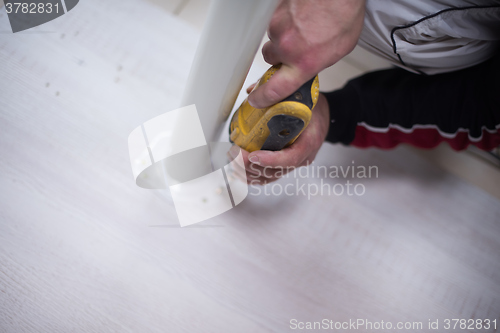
[247,64,305,109]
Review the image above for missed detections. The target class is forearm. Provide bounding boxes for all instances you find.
[324,53,500,151]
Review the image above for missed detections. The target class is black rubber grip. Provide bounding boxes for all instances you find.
[261,114,305,151]
[281,77,315,109]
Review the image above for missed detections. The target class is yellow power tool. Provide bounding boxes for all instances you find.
[230,65,319,152]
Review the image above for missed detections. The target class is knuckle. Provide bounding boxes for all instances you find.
[267,20,281,41]
[277,36,295,56]
[296,54,321,77]
[262,51,274,64]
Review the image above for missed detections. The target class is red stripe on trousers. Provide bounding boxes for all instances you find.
[351,126,500,151]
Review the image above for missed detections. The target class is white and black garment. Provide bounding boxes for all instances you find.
[325,0,500,150]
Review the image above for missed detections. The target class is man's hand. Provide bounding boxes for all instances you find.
[248,0,365,109]
[229,92,330,185]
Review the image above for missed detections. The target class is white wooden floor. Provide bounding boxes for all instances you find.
[1,0,499,332]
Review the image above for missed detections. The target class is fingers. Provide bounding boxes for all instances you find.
[228,146,268,176]
[247,64,307,109]
[246,82,257,94]
[228,145,294,184]
[247,134,312,169]
[228,93,330,186]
